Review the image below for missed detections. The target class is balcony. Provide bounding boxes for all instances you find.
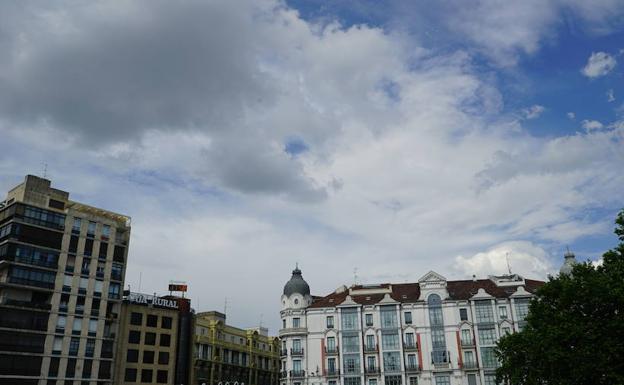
[290,348,304,357]
[365,367,380,375]
[279,372,287,379]
[363,344,377,353]
[461,339,475,348]
[461,361,479,370]
[280,348,288,357]
[403,341,418,351]
[405,364,420,373]
[325,345,339,355]
[324,369,340,377]
[290,370,305,378]
[279,327,308,337]
[0,299,51,311]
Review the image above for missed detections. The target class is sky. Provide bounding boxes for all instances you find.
[0,0,623,333]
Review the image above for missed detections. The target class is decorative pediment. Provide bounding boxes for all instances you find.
[338,295,358,306]
[470,288,494,299]
[510,285,531,297]
[418,270,447,283]
[378,293,398,304]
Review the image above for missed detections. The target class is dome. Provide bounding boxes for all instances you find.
[559,250,577,276]
[283,266,310,297]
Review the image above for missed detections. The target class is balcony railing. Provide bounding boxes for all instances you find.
[363,344,377,353]
[290,370,305,378]
[280,348,288,357]
[403,341,418,351]
[279,372,287,379]
[405,364,420,372]
[365,366,380,374]
[325,345,339,355]
[324,369,340,377]
[0,299,51,310]
[461,361,479,370]
[290,348,304,356]
[461,339,475,347]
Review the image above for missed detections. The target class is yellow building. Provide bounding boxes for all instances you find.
[192,311,280,385]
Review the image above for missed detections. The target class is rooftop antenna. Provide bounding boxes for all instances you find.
[43,163,48,179]
[353,267,358,286]
[138,272,142,292]
[259,313,264,328]
[224,297,228,315]
[506,252,512,275]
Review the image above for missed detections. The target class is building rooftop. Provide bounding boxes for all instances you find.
[308,277,544,308]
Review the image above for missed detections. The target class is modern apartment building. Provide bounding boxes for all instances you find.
[113,291,192,385]
[279,267,546,385]
[192,311,280,385]
[0,175,131,385]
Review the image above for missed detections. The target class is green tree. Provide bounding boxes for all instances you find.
[496,210,624,385]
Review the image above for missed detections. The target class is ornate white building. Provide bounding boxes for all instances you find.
[279,267,545,385]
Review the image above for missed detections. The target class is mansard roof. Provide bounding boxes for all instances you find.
[308,278,544,309]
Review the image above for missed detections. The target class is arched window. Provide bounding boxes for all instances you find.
[428,294,448,364]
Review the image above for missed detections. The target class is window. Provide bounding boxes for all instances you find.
[464,351,475,366]
[481,347,498,368]
[435,376,450,385]
[143,350,155,364]
[125,368,137,382]
[98,361,111,379]
[475,300,495,323]
[141,369,153,383]
[327,336,336,350]
[365,334,375,350]
[429,294,447,364]
[478,327,497,345]
[49,357,60,377]
[91,298,101,316]
[282,319,286,329]
[94,280,103,295]
[108,282,120,299]
[82,359,92,378]
[69,236,79,254]
[404,312,412,324]
[381,331,399,350]
[365,313,373,326]
[404,332,415,347]
[461,329,472,345]
[468,374,477,385]
[157,370,168,383]
[460,308,468,321]
[56,315,66,331]
[98,242,108,260]
[161,316,172,329]
[72,218,82,234]
[409,377,418,385]
[326,316,334,328]
[160,333,171,347]
[499,306,508,319]
[102,225,111,239]
[158,351,169,365]
[85,339,95,357]
[370,379,378,385]
[111,263,123,281]
[484,374,498,385]
[87,222,96,237]
[83,239,93,256]
[66,358,77,378]
[129,331,141,344]
[345,378,362,385]
[514,298,530,320]
[383,352,400,372]
[292,317,300,328]
[52,336,63,353]
[328,357,337,371]
[72,317,82,334]
[147,314,158,327]
[130,312,143,325]
[380,306,398,328]
[69,337,80,356]
[367,356,375,370]
[343,334,360,352]
[502,327,511,335]
[343,354,360,373]
[127,349,139,363]
[145,332,156,345]
[341,308,358,330]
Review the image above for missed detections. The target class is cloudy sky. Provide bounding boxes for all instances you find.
[1,0,623,332]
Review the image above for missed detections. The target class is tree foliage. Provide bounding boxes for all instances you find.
[496,210,624,385]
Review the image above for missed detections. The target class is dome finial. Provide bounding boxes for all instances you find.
[560,247,577,275]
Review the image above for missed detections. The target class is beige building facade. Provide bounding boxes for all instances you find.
[0,175,131,385]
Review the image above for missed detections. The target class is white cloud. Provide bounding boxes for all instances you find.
[452,241,555,279]
[581,119,604,132]
[522,105,546,119]
[582,52,617,78]
[607,89,615,102]
[567,112,576,120]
